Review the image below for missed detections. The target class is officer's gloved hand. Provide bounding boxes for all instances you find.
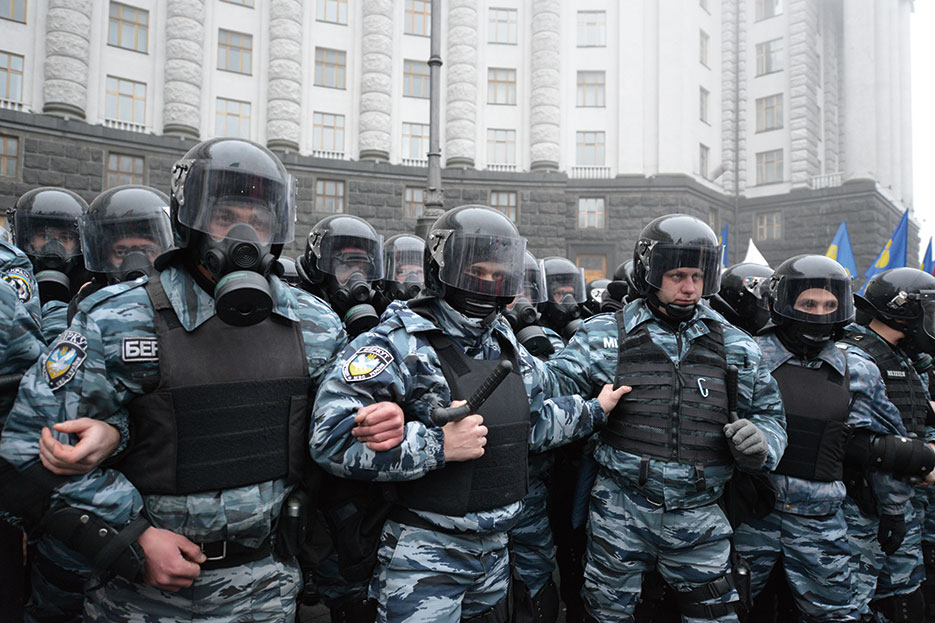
[724,419,769,470]
[877,514,908,556]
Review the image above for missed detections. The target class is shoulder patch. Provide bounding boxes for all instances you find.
[122,337,159,362]
[342,345,393,382]
[43,331,88,391]
[886,369,906,379]
[78,277,149,314]
[2,267,34,303]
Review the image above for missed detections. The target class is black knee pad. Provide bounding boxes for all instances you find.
[462,597,509,623]
[871,588,924,623]
[330,597,376,623]
[531,578,560,623]
[677,574,740,620]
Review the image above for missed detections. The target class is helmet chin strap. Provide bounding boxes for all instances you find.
[647,291,696,321]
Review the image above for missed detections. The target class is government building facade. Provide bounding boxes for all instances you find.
[0,0,918,279]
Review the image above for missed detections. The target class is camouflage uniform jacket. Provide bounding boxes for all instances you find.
[40,299,68,345]
[310,297,607,535]
[758,330,909,516]
[544,300,787,511]
[0,265,346,543]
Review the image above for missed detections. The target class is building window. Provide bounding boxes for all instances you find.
[107,153,144,188]
[699,86,709,123]
[0,135,17,178]
[403,60,430,98]
[0,50,24,102]
[488,8,517,44]
[108,3,148,53]
[105,76,145,124]
[487,68,516,105]
[577,198,605,229]
[487,129,516,165]
[403,186,424,218]
[1,0,25,22]
[576,131,605,166]
[699,143,710,179]
[577,71,605,108]
[218,29,252,74]
[316,0,346,24]
[755,0,782,21]
[222,0,254,5]
[316,180,345,213]
[313,112,345,153]
[756,93,783,131]
[315,48,346,89]
[755,211,782,241]
[756,149,784,185]
[577,11,606,47]
[756,39,783,76]
[577,254,607,282]
[215,97,251,139]
[402,122,429,160]
[489,190,517,221]
[404,0,430,36]
[699,30,709,67]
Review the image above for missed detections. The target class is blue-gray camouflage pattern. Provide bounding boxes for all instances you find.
[0,265,347,622]
[40,298,68,345]
[541,301,787,622]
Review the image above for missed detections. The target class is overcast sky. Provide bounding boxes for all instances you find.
[912,1,934,262]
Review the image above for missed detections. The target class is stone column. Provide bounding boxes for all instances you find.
[267,0,303,152]
[787,0,821,186]
[529,0,561,172]
[841,0,876,180]
[874,0,893,191]
[358,0,393,162]
[898,0,912,207]
[162,0,205,140]
[444,0,477,168]
[42,0,93,119]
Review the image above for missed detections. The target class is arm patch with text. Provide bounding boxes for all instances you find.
[122,337,159,362]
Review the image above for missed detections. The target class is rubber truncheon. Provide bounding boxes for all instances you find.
[726,364,739,423]
[431,360,514,426]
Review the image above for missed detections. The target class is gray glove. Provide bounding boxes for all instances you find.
[724,419,768,470]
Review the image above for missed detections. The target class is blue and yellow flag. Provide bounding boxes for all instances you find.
[922,238,934,275]
[719,223,729,269]
[860,209,909,293]
[825,221,858,278]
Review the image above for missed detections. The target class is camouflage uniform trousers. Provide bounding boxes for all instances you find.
[844,496,889,618]
[511,473,556,596]
[25,537,90,623]
[733,508,860,622]
[874,494,925,602]
[82,553,300,623]
[370,519,510,623]
[582,470,739,623]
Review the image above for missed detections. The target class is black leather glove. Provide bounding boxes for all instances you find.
[877,514,908,556]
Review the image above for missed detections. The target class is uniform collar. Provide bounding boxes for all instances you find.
[760,329,847,375]
[624,298,716,340]
[159,266,299,331]
[396,297,514,348]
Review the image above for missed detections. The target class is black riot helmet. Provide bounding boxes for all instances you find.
[380,233,425,302]
[709,263,774,334]
[424,205,527,320]
[540,257,586,340]
[8,187,88,303]
[767,255,854,359]
[276,257,300,286]
[298,214,384,335]
[582,278,611,317]
[168,138,296,326]
[504,251,553,358]
[81,186,173,285]
[855,267,935,358]
[601,260,635,313]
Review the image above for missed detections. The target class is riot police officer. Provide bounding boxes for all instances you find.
[311,205,626,623]
[0,138,350,622]
[504,251,562,358]
[373,233,424,315]
[709,263,774,336]
[543,214,787,622]
[540,257,586,342]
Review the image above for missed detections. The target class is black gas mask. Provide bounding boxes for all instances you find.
[541,294,583,341]
[324,252,380,336]
[199,223,277,327]
[108,248,156,285]
[33,239,74,303]
[776,321,836,361]
[444,287,510,322]
[505,297,554,358]
[898,322,935,361]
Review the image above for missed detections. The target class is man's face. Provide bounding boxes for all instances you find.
[334,246,374,285]
[30,225,79,256]
[793,288,839,316]
[656,267,704,306]
[207,199,273,243]
[551,283,576,304]
[466,261,510,294]
[395,263,423,283]
[108,235,161,269]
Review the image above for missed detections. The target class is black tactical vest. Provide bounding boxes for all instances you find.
[390,330,530,517]
[603,312,732,466]
[771,358,851,482]
[839,331,930,438]
[119,276,311,495]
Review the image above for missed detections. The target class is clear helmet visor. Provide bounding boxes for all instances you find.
[771,277,855,324]
[317,233,385,283]
[81,213,173,273]
[921,297,935,340]
[14,216,82,259]
[385,245,424,286]
[435,231,527,297]
[518,256,547,304]
[544,264,586,304]
[174,161,296,244]
[644,243,722,297]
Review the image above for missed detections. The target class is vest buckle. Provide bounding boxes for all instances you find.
[200,540,227,561]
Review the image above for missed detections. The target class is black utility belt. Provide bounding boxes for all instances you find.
[197,536,272,570]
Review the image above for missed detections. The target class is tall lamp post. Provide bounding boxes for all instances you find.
[415,0,444,240]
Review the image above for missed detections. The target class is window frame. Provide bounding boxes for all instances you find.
[215,97,251,139]
[316,0,346,24]
[315,179,346,214]
[312,111,346,153]
[754,211,783,242]
[699,29,709,67]
[575,131,606,166]
[402,122,430,160]
[488,7,518,45]
[576,253,607,282]
[403,186,424,218]
[755,0,782,22]
[108,2,149,54]
[487,67,517,105]
[404,0,431,37]
[105,75,146,125]
[699,86,709,124]
[0,0,26,23]
[106,152,145,188]
[576,71,606,108]
[217,28,252,75]
[0,49,24,103]
[699,143,710,180]
[486,128,517,165]
[755,93,784,132]
[755,149,784,185]
[314,47,347,89]
[756,38,784,76]
[403,59,430,98]
[489,190,518,222]
[0,134,19,178]
[577,11,606,48]
[577,197,606,230]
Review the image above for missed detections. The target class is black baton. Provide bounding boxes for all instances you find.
[431,360,513,426]
[0,373,24,393]
[726,364,739,424]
